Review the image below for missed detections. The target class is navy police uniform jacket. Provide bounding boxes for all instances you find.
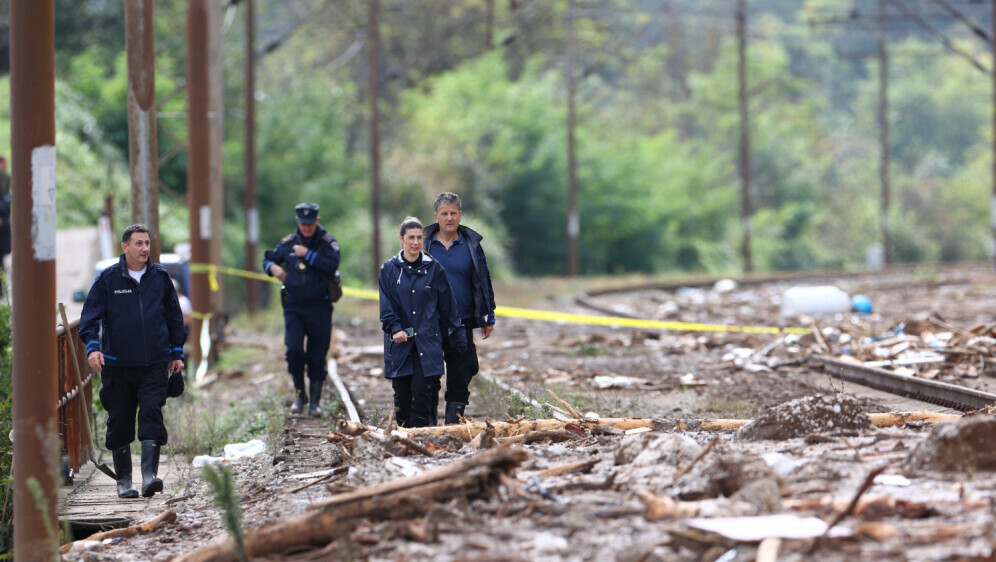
[379,252,466,379]
[423,223,496,328]
[263,224,341,306]
[79,255,187,367]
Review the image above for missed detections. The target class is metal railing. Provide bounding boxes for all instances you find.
[56,318,91,473]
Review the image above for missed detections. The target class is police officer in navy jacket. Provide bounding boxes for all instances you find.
[79,224,186,499]
[263,203,341,416]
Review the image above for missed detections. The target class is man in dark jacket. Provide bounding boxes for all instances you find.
[263,202,341,417]
[79,224,186,499]
[424,192,497,424]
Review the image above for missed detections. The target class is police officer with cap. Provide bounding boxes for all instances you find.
[263,203,341,416]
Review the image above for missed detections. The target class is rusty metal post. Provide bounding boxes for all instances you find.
[10,0,59,559]
[125,0,161,262]
[369,0,382,279]
[244,0,259,314]
[737,0,753,273]
[187,0,211,367]
[565,0,579,277]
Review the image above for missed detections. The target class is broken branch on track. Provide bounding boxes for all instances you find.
[174,446,528,562]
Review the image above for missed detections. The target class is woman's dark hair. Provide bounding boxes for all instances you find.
[399,216,423,236]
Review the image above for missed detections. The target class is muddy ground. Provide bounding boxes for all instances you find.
[62,266,996,561]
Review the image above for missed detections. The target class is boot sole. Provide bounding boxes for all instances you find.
[142,479,163,497]
[118,490,139,499]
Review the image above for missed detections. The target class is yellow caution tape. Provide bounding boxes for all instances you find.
[188,263,808,334]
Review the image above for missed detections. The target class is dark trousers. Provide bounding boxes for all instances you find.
[99,364,169,449]
[283,303,332,383]
[443,324,479,405]
[391,352,440,428]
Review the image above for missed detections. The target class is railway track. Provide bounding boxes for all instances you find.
[574,294,996,413]
[821,356,996,412]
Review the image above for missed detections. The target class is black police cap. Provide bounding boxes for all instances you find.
[295,202,319,224]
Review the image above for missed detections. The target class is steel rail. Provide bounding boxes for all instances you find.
[821,357,996,412]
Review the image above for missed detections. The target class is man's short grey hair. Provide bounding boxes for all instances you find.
[433,192,462,213]
[122,224,151,243]
[399,216,423,236]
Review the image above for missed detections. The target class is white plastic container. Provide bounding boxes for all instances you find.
[781,285,851,317]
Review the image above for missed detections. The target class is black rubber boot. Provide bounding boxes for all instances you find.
[290,372,307,414]
[445,402,466,425]
[111,446,138,499]
[140,440,163,497]
[308,378,323,417]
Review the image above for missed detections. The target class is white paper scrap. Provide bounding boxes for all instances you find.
[687,514,852,542]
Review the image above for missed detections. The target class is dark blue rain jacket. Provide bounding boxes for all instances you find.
[378,252,465,379]
[79,255,187,367]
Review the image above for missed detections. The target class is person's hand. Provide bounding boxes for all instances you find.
[481,325,494,339]
[270,264,287,282]
[170,359,184,374]
[87,351,104,373]
[392,330,409,343]
[292,244,308,258]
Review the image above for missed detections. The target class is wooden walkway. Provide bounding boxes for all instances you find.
[60,451,184,534]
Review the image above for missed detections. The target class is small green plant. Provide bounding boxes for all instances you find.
[201,464,247,561]
[25,478,58,552]
[0,295,12,556]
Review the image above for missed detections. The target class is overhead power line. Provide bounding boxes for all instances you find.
[930,0,991,43]
[886,0,988,73]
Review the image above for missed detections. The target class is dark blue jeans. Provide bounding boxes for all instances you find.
[443,324,479,405]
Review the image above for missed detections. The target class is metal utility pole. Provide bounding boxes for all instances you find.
[369,0,382,280]
[737,0,752,273]
[244,0,259,314]
[10,0,59,559]
[879,0,892,266]
[187,0,211,367]
[565,0,579,277]
[125,0,161,262]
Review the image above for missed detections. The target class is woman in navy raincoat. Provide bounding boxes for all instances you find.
[379,216,466,427]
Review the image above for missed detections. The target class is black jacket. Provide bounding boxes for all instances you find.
[262,224,341,306]
[423,223,496,328]
[379,252,465,379]
[79,255,187,367]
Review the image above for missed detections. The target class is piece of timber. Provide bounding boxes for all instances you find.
[394,412,961,440]
[822,356,996,412]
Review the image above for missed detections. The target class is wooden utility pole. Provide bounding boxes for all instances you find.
[245,0,259,314]
[565,0,579,277]
[208,0,224,350]
[125,0,161,262]
[879,0,892,266]
[10,0,59,558]
[737,0,752,273]
[187,0,211,367]
[369,0,382,279]
[485,0,495,50]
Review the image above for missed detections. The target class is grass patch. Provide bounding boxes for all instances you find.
[166,391,284,458]
[700,396,757,419]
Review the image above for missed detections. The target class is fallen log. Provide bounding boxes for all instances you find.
[398,412,962,440]
[174,447,528,562]
[60,510,176,552]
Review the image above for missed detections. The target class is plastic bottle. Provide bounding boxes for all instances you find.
[781,285,851,317]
